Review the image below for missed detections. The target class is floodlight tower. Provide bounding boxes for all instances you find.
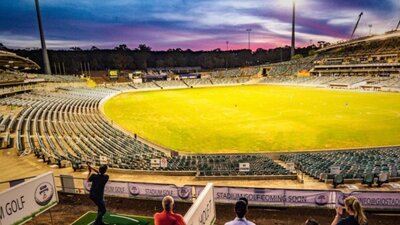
[291,0,296,58]
[246,29,252,50]
[35,0,51,74]
[351,12,363,39]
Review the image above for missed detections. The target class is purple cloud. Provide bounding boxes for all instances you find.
[0,0,398,50]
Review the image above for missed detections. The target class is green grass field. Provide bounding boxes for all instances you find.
[72,212,154,225]
[104,85,400,153]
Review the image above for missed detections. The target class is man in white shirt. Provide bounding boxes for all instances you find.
[225,198,256,225]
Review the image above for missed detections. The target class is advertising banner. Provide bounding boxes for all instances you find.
[0,172,58,225]
[284,190,337,207]
[83,180,130,198]
[195,186,338,208]
[83,180,192,201]
[196,186,285,206]
[337,191,400,209]
[76,181,400,210]
[127,183,192,200]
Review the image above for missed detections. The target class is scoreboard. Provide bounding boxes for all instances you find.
[108,70,119,79]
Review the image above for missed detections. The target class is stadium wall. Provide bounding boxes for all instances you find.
[2,176,400,211]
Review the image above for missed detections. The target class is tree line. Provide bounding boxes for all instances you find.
[6,44,317,74]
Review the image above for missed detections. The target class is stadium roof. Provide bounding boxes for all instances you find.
[0,50,40,71]
[317,30,400,53]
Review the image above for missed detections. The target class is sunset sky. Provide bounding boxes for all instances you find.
[1,0,399,50]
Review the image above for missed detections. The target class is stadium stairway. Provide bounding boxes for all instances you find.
[181,79,190,87]
[152,81,163,89]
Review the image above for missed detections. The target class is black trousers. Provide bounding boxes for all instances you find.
[90,195,106,225]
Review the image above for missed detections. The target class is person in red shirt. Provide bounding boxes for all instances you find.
[154,196,186,225]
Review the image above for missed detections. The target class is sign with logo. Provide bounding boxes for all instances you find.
[330,166,341,175]
[83,181,192,200]
[196,186,286,205]
[336,191,400,209]
[151,159,161,168]
[127,183,191,200]
[0,172,58,225]
[286,162,295,172]
[239,163,250,172]
[108,70,119,77]
[284,190,337,207]
[99,156,108,165]
[195,186,338,208]
[83,181,130,198]
[184,183,216,225]
[160,158,168,168]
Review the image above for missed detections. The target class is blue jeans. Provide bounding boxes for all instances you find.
[90,196,106,225]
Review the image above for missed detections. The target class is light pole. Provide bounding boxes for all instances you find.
[225,41,229,69]
[368,24,372,35]
[35,0,51,74]
[246,28,252,50]
[291,0,296,58]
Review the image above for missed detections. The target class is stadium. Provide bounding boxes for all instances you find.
[1,1,400,225]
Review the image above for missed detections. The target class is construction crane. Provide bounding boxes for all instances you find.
[351,12,363,39]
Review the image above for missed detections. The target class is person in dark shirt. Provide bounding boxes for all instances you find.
[87,164,109,225]
[331,196,367,225]
[225,198,256,225]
